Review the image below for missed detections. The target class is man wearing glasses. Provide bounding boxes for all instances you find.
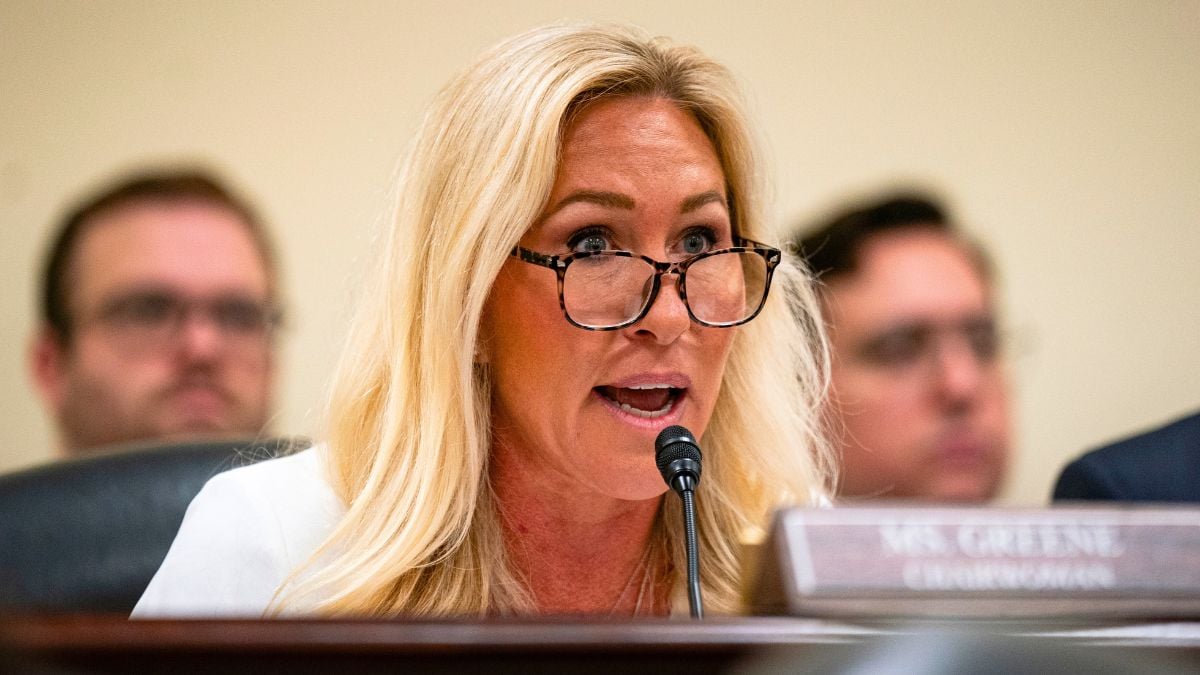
[794,193,1010,502]
[29,169,280,455]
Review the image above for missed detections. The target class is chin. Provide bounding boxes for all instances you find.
[586,449,673,501]
[930,479,1000,503]
[162,418,234,437]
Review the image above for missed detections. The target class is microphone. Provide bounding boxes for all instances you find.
[656,425,702,494]
[655,425,704,619]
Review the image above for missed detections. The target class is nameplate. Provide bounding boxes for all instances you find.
[747,505,1200,619]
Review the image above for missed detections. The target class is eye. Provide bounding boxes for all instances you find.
[567,226,612,254]
[677,227,717,257]
[964,319,1000,362]
[107,294,176,326]
[860,327,928,368]
[213,299,272,334]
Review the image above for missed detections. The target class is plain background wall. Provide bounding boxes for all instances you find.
[1,0,1197,505]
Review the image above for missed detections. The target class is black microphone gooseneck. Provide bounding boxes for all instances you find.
[655,425,704,619]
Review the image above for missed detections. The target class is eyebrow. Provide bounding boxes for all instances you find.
[542,191,635,220]
[860,314,998,341]
[679,189,726,215]
[541,188,728,221]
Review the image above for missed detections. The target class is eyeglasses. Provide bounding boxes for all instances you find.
[84,290,281,353]
[852,317,1001,375]
[510,238,781,330]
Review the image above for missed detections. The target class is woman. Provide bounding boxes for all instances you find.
[134,22,832,617]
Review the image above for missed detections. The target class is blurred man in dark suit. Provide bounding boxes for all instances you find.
[29,168,281,455]
[794,192,1010,502]
[1053,410,1200,502]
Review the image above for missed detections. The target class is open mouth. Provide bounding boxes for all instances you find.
[594,384,684,419]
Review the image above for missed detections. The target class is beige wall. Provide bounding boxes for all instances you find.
[2,1,1197,505]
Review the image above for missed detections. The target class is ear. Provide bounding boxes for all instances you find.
[29,325,70,412]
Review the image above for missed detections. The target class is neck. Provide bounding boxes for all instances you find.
[490,439,667,615]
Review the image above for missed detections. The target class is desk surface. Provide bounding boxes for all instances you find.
[2,615,1198,674]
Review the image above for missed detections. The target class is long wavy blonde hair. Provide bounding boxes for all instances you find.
[275,22,833,616]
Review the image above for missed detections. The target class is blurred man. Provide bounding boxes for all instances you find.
[1053,410,1200,503]
[29,169,280,455]
[795,193,1010,501]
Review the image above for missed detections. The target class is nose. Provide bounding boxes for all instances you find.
[176,310,224,361]
[626,274,691,345]
[930,335,984,406]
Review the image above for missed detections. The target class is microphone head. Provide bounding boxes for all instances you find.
[655,425,702,490]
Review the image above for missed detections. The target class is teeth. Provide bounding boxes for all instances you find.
[627,384,671,390]
[618,400,673,418]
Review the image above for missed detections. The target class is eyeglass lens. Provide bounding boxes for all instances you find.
[561,250,767,329]
[94,291,276,351]
[856,317,1000,372]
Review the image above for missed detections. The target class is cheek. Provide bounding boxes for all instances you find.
[231,350,273,376]
[982,371,1009,409]
[978,375,1011,437]
[486,271,555,366]
[69,338,143,383]
[831,370,916,438]
[223,356,272,398]
[481,265,545,362]
[483,270,597,427]
[61,349,152,413]
[698,330,735,392]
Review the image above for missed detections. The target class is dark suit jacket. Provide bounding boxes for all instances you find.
[1052,411,1200,503]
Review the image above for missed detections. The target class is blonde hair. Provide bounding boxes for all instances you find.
[276,22,833,616]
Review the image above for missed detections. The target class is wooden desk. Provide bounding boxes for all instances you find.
[2,615,1198,674]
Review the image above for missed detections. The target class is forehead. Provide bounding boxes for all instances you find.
[824,230,991,332]
[555,96,723,187]
[70,200,270,307]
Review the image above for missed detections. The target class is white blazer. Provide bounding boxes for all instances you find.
[131,447,343,617]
